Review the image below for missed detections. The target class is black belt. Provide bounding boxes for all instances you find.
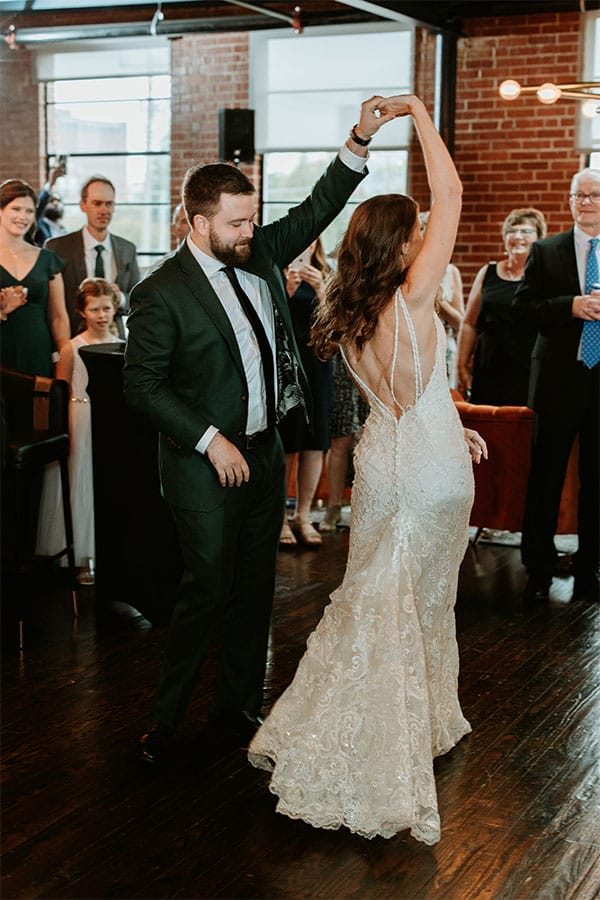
[238,429,274,450]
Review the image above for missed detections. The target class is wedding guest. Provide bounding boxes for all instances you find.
[37,278,122,581]
[514,171,599,604]
[318,355,368,533]
[0,179,69,377]
[279,238,332,548]
[457,208,547,405]
[46,175,140,336]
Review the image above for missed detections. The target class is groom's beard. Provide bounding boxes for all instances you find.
[209,227,252,267]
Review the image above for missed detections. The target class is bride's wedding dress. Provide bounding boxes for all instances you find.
[249,290,474,844]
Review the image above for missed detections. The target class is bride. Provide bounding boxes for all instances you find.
[248,94,487,844]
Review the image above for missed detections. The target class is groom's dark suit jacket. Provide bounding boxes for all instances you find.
[123,155,366,511]
[46,228,140,335]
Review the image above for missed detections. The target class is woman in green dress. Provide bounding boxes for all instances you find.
[0,179,70,376]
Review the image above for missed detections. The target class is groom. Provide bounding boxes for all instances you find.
[124,96,399,765]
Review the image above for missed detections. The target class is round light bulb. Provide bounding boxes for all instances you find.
[499,79,521,101]
[537,83,561,104]
[582,97,600,118]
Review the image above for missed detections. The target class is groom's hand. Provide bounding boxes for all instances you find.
[206,433,250,487]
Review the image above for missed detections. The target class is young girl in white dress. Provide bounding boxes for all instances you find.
[248,95,487,845]
[37,278,123,580]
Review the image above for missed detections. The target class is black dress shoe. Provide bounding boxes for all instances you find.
[139,724,174,765]
[524,575,551,602]
[572,577,600,603]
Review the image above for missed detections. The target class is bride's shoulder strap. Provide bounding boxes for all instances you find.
[391,288,423,407]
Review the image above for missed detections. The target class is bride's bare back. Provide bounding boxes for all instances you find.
[343,291,438,417]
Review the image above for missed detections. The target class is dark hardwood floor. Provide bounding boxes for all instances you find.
[2,527,599,899]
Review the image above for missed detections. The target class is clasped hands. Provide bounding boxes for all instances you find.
[572,288,600,321]
[355,93,423,142]
[0,285,28,321]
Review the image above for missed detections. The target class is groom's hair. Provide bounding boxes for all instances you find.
[182,163,256,223]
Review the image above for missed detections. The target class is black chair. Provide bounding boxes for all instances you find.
[1,367,78,647]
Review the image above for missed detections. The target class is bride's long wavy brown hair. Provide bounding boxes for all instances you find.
[311,193,419,360]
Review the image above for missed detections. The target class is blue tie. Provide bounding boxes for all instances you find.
[582,237,600,369]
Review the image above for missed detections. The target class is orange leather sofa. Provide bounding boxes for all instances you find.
[452,396,578,535]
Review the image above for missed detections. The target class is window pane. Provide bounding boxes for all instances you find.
[263,90,410,151]
[49,76,170,103]
[267,31,412,91]
[60,203,171,255]
[37,43,170,81]
[53,154,170,205]
[251,25,413,153]
[47,98,170,153]
[262,150,408,256]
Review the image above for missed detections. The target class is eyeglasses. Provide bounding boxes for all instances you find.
[569,192,600,204]
[506,227,537,236]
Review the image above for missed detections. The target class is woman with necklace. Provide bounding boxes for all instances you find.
[0,179,70,377]
[457,207,547,405]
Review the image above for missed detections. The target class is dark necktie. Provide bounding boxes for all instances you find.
[221,265,276,430]
[582,236,600,369]
[94,244,105,278]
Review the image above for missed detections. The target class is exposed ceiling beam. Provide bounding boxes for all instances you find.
[334,0,436,30]
[220,1,299,30]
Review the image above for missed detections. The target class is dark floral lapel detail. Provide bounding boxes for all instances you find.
[271,303,306,421]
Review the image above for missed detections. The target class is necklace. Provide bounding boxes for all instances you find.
[504,260,524,281]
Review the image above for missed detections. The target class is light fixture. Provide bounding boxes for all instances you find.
[499,79,600,114]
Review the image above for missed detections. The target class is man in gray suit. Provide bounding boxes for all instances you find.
[46,175,140,335]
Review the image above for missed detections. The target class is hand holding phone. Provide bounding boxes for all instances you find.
[290,248,311,271]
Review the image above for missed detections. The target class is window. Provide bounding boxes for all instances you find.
[262,150,408,254]
[251,25,413,254]
[39,41,171,270]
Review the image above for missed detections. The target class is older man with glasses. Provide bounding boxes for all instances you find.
[514,167,600,604]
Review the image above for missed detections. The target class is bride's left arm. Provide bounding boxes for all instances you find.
[464,428,488,464]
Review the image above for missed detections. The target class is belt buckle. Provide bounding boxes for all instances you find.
[245,430,267,449]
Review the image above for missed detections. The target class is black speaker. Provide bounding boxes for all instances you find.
[219,108,255,163]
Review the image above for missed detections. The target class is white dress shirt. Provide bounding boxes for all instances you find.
[573,224,600,293]
[83,227,117,282]
[187,240,276,451]
[191,142,369,454]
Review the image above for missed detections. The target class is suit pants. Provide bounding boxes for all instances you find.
[153,431,286,729]
[521,370,599,582]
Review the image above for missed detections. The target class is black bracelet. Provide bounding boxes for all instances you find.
[350,124,372,146]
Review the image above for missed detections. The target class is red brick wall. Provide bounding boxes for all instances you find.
[454,12,585,289]
[0,43,43,189]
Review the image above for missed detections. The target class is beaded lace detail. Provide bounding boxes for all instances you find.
[249,289,474,843]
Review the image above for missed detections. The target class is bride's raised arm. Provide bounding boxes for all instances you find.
[381,95,462,310]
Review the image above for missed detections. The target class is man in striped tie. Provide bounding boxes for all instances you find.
[514,168,600,604]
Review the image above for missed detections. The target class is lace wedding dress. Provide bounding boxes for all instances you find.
[248,290,474,844]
